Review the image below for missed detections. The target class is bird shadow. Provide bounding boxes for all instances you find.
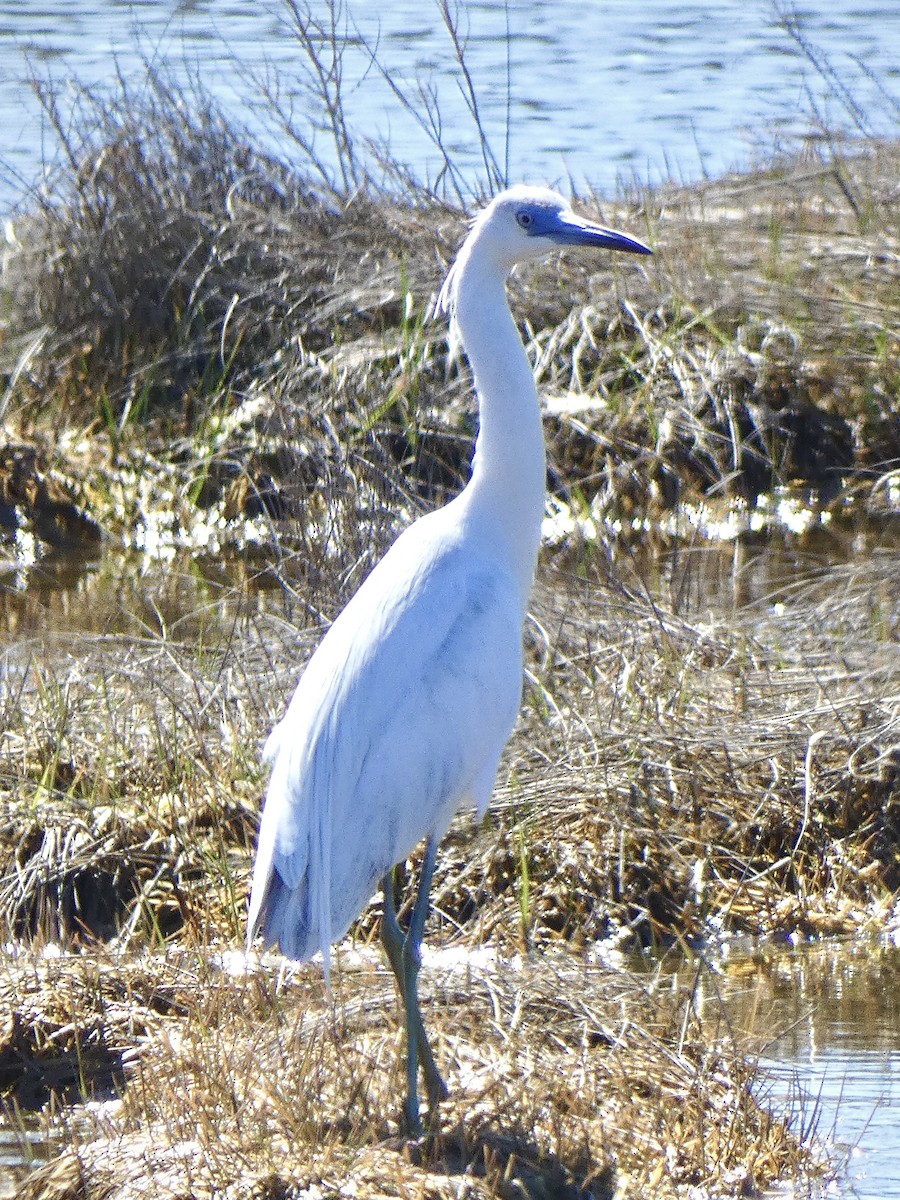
[396,1119,616,1200]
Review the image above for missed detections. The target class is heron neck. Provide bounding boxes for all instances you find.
[453,258,546,601]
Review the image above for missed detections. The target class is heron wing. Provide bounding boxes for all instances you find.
[247,508,524,966]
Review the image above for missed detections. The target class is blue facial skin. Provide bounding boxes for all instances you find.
[519,205,652,255]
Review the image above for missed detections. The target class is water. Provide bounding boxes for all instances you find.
[716,941,900,1198]
[0,1124,62,1195]
[0,1,899,212]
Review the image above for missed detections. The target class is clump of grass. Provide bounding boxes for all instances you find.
[0,617,270,949]
[0,949,168,1111]
[5,68,439,417]
[7,945,827,1199]
[1,37,897,555]
[0,61,478,557]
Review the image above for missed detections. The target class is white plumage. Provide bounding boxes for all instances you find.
[248,185,651,1131]
[248,512,523,964]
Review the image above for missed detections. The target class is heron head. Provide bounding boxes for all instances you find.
[437,185,651,327]
[477,185,652,269]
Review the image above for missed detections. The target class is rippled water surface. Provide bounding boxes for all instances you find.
[717,941,900,1198]
[0,1,898,210]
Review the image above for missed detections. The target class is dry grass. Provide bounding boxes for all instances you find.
[0,70,897,555]
[5,943,824,1200]
[0,537,895,1195]
[2,548,896,963]
[0,36,897,1200]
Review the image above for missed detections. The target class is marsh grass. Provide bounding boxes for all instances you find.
[1,49,898,552]
[3,548,896,961]
[0,537,895,1195]
[6,942,825,1199]
[0,9,898,1195]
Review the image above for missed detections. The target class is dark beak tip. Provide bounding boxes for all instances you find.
[621,234,653,256]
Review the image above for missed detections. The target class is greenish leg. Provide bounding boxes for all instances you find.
[380,835,449,1134]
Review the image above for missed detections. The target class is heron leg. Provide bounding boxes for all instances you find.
[380,835,448,1133]
[381,870,421,1131]
[404,835,450,1108]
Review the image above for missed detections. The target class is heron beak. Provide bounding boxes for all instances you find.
[548,210,652,255]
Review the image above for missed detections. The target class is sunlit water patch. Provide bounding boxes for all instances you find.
[712,941,900,1199]
[0,0,899,212]
[543,489,839,548]
[2,502,898,644]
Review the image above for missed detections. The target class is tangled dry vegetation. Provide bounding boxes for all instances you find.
[0,55,897,1200]
[1,545,896,967]
[1,532,896,1196]
[0,72,898,555]
[5,943,819,1200]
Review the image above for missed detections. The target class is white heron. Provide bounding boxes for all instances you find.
[247,185,651,1132]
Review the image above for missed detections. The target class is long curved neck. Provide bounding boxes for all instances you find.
[452,252,545,602]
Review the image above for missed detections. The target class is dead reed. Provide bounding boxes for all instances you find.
[0,62,897,553]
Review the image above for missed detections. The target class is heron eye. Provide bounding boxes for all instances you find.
[516,211,534,230]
